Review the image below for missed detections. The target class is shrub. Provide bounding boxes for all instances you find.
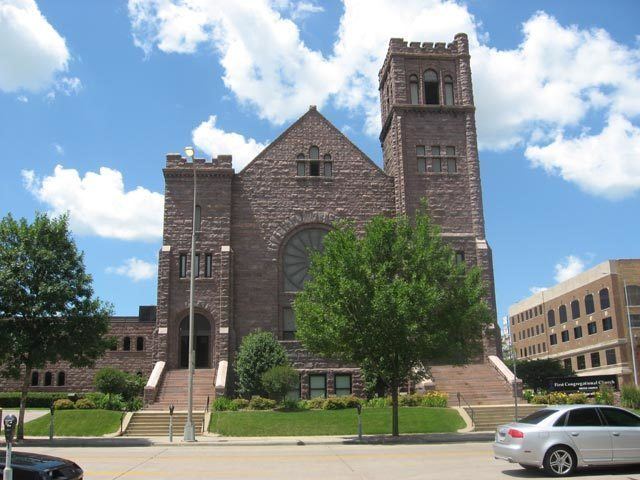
[279,399,301,411]
[212,396,234,411]
[0,392,70,408]
[261,365,298,403]
[231,398,250,410]
[522,389,535,403]
[84,392,106,406]
[548,392,569,405]
[306,397,327,410]
[296,400,311,410]
[531,394,548,405]
[594,384,614,405]
[621,385,640,409]
[248,396,276,410]
[94,368,144,402]
[420,391,448,408]
[364,396,389,408]
[74,398,96,409]
[127,397,143,411]
[235,331,289,398]
[322,396,362,410]
[567,393,588,404]
[53,399,75,410]
[98,393,126,411]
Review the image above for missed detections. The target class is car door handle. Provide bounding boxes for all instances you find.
[612,432,620,437]
[570,432,579,437]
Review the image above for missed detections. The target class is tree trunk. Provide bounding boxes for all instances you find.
[17,365,31,441]
[391,382,399,437]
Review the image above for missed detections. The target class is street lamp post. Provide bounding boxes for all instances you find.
[184,146,197,442]
[504,316,518,421]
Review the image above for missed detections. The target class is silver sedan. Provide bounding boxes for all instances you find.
[493,404,640,476]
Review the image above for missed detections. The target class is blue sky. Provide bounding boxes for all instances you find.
[1,0,639,327]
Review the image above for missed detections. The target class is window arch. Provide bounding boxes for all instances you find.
[424,70,439,105]
[309,146,319,160]
[444,75,454,105]
[584,294,595,315]
[559,305,567,323]
[309,146,320,176]
[136,336,144,351]
[123,336,131,351]
[57,372,66,386]
[409,74,419,104]
[547,309,555,327]
[296,153,305,159]
[31,371,39,386]
[599,288,610,309]
[44,371,53,386]
[626,285,640,306]
[571,300,581,319]
[282,228,329,292]
[195,205,201,231]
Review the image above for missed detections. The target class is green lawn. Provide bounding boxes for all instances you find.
[209,407,464,436]
[24,409,122,437]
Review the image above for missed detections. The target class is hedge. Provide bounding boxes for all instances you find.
[0,392,74,408]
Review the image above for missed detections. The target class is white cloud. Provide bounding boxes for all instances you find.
[16,94,28,102]
[554,255,586,283]
[22,165,163,241]
[529,286,548,295]
[56,76,82,96]
[192,115,268,171]
[0,0,70,92]
[53,143,64,155]
[106,257,156,282]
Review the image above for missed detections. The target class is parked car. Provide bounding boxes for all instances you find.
[0,450,83,479]
[493,404,640,477]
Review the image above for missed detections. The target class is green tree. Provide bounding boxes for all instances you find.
[0,213,112,439]
[294,209,493,436]
[511,358,573,391]
[235,331,288,398]
[94,368,128,398]
[261,365,298,403]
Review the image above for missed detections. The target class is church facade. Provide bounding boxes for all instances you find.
[5,34,500,401]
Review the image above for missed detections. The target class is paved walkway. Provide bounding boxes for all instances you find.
[1,409,49,423]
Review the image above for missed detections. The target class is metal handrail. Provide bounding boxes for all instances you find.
[457,392,475,426]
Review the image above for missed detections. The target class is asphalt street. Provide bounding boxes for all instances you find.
[10,442,640,479]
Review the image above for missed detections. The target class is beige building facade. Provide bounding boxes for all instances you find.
[509,259,640,386]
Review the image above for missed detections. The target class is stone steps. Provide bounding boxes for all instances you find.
[465,405,543,431]
[430,363,517,405]
[124,412,206,436]
[147,368,216,411]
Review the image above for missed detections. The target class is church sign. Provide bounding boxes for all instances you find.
[547,375,618,393]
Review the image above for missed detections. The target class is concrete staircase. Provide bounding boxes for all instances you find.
[430,363,516,405]
[123,411,206,437]
[465,404,544,432]
[145,368,216,411]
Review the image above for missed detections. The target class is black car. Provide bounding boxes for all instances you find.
[0,451,83,479]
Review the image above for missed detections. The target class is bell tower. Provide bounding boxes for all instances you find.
[379,33,500,357]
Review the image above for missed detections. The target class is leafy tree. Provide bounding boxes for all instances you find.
[261,365,298,403]
[511,358,573,391]
[235,331,288,398]
[94,368,127,398]
[294,209,493,436]
[0,213,112,439]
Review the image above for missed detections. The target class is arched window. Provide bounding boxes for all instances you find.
[571,300,581,319]
[283,228,328,292]
[599,288,610,309]
[444,75,454,105]
[123,336,131,351]
[547,309,555,327]
[136,336,144,351]
[296,153,305,159]
[57,372,66,386]
[409,75,419,104]
[423,70,439,105]
[296,153,305,176]
[309,146,320,176]
[309,146,319,159]
[584,294,595,315]
[31,371,39,386]
[626,285,640,306]
[559,305,567,323]
[44,371,52,386]
[195,205,201,231]
[323,154,332,177]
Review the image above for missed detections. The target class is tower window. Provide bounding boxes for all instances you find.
[123,336,131,351]
[195,205,201,231]
[444,76,454,105]
[309,162,320,176]
[57,371,66,386]
[194,253,200,278]
[205,253,212,278]
[447,159,457,173]
[179,254,187,278]
[323,154,332,177]
[44,371,53,386]
[409,75,419,104]
[297,161,305,176]
[424,70,439,105]
[309,146,320,176]
[136,336,144,351]
[455,251,465,264]
[416,146,426,173]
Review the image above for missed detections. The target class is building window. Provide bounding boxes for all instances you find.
[195,205,201,231]
[57,372,66,386]
[454,251,465,265]
[562,358,572,371]
[535,325,540,335]
[574,326,583,339]
[416,146,427,173]
[205,253,212,278]
[309,161,320,176]
[431,146,441,172]
[31,371,39,386]
[409,74,419,104]
[323,155,332,177]
[444,76,454,105]
[576,355,586,370]
[630,314,640,328]
[136,336,144,351]
[297,161,305,176]
[587,321,597,335]
[123,336,131,351]
[602,317,613,331]
[543,342,547,352]
[283,228,328,292]
[626,285,640,306]
[599,288,610,310]
[194,253,200,278]
[591,352,601,368]
[547,309,555,327]
[309,146,320,176]
[584,294,595,315]
[550,333,557,345]
[445,146,457,173]
[44,371,53,386]
[424,70,439,104]
[309,374,327,399]
[561,330,570,342]
[571,300,581,319]
[179,254,187,278]
[335,374,352,396]
[283,307,296,340]
[605,348,617,365]
[559,305,567,323]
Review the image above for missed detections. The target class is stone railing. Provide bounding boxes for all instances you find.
[488,355,522,396]
[215,360,228,397]
[143,361,166,407]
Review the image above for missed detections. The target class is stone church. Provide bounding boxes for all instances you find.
[6,34,512,408]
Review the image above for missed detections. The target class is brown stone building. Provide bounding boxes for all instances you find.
[509,259,640,386]
[4,34,508,406]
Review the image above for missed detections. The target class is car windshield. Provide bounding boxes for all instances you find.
[519,409,558,424]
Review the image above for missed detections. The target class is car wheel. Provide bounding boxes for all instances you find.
[543,445,576,477]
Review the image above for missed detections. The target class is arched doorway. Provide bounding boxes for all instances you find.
[179,314,211,369]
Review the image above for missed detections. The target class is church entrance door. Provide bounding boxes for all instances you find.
[179,314,211,369]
